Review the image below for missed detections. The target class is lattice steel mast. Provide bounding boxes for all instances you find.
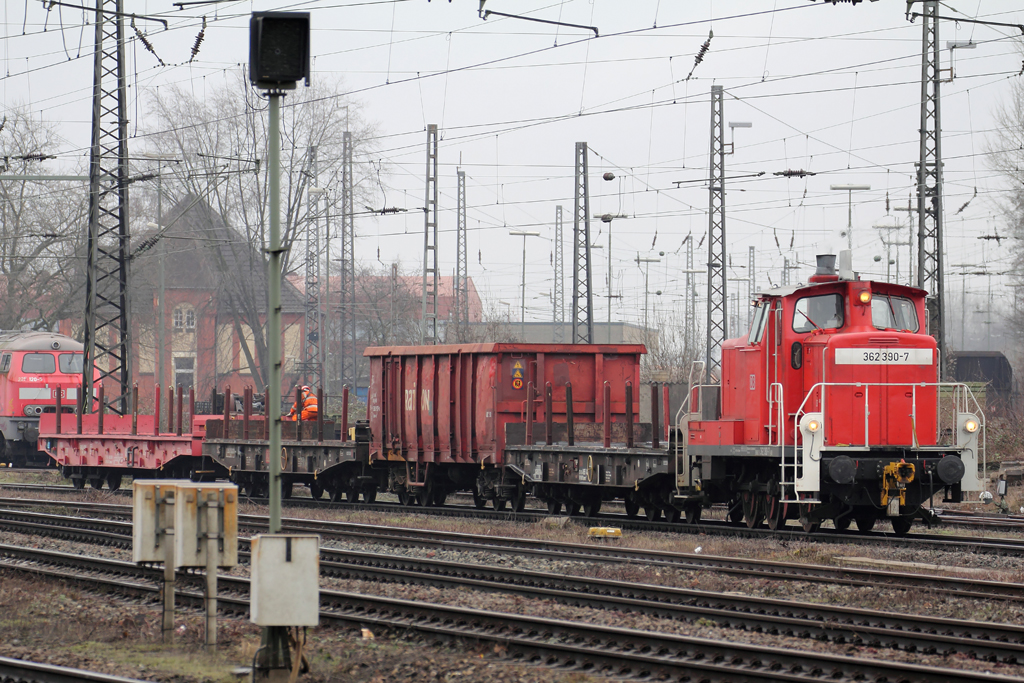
[916,1,946,377]
[302,146,322,387]
[706,85,727,380]
[454,169,469,338]
[748,245,756,328]
[571,142,594,344]
[83,0,131,414]
[340,131,356,388]
[421,124,439,345]
[686,234,695,355]
[553,205,564,342]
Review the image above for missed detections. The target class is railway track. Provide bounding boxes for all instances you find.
[0,656,149,683]
[6,506,1024,663]
[2,499,1023,604]
[0,542,1020,683]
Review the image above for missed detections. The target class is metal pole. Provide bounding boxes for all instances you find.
[421,124,439,345]
[553,206,564,342]
[268,92,283,534]
[157,172,165,398]
[204,491,218,652]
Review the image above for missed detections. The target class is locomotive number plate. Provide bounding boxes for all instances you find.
[835,348,933,365]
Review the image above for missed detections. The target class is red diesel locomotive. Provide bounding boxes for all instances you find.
[36,254,983,535]
[674,254,984,534]
[0,331,84,467]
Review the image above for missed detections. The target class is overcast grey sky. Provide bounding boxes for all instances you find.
[3,1,1021,340]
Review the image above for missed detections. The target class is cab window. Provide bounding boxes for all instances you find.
[792,293,844,333]
[59,353,84,374]
[871,295,919,332]
[22,353,56,374]
[747,302,768,345]
[0,354,10,373]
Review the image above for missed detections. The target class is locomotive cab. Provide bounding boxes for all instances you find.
[682,254,983,535]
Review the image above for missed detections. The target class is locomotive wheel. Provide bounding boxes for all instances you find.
[472,489,487,509]
[684,506,701,525]
[644,505,662,522]
[727,501,744,525]
[546,499,562,515]
[766,493,786,531]
[88,476,104,490]
[799,504,820,533]
[834,516,852,531]
[855,517,876,532]
[890,516,913,536]
[363,488,377,504]
[106,474,122,492]
[309,482,325,500]
[583,500,601,517]
[347,488,360,504]
[624,498,640,518]
[664,506,681,524]
[742,492,765,529]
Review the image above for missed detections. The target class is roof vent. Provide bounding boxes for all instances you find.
[809,254,839,283]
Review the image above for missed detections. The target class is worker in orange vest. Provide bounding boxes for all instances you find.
[288,385,319,421]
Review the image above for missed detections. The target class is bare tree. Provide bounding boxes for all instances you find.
[139,71,377,389]
[0,108,87,331]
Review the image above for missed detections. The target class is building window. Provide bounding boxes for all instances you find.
[173,306,196,330]
[173,355,195,389]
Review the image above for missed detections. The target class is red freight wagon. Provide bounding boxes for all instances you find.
[365,343,649,508]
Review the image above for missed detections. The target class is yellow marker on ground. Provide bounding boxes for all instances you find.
[587,527,622,540]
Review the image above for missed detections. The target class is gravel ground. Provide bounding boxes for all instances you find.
[4,478,1024,681]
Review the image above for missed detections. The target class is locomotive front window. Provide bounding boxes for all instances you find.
[59,353,84,374]
[21,353,56,374]
[748,302,768,345]
[0,354,9,373]
[871,295,919,332]
[792,294,844,333]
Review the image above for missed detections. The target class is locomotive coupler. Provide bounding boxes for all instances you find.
[881,461,915,516]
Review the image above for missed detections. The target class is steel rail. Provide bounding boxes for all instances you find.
[0,545,1019,683]
[3,510,1024,661]
[0,656,151,683]
[3,504,1024,605]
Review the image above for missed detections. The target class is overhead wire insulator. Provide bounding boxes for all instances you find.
[131,16,166,67]
[686,30,713,81]
[189,17,206,64]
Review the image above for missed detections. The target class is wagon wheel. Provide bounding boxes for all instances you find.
[88,476,104,490]
[664,506,681,524]
[623,498,640,518]
[799,503,821,534]
[890,516,913,536]
[566,502,583,517]
[430,488,448,507]
[363,488,377,504]
[106,474,122,492]
[546,499,562,515]
[583,499,601,518]
[281,481,293,499]
[684,506,701,525]
[833,515,852,531]
[472,488,487,509]
[330,485,345,503]
[309,482,325,500]
[415,486,432,507]
[644,505,662,522]
[492,497,508,512]
[765,491,786,531]
[855,517,876,532]
[742,491,765,529]
[72,477,85,490]
[398,489,415,506]
[512,488,527,512]
[346,488,360,504]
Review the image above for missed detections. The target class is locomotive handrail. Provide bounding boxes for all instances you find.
[673,360,705,494]
[792,381,985,462]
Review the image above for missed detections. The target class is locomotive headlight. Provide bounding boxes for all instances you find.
[806,419,821,433]
[23,406,34,417]
[858,290,871,304]
[963,418,979,433]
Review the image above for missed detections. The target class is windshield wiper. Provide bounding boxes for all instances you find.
[796,308,824,332]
